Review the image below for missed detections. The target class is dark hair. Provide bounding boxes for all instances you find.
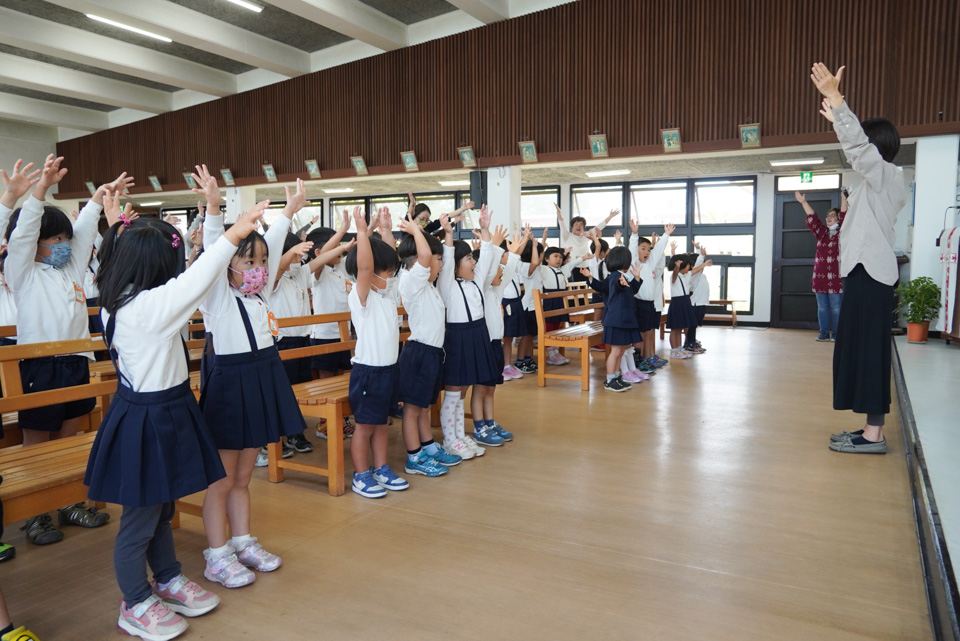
[861,117,900,163]
[414,203,431,218]
[282,232,301,255]
[5,205,75,242]
[667,254,690,271]
[604,246,631,272]
[571,216,586,228]
[520,240,543,262]
[397,232,442,268]
[471,248,481,262]
[596,238,610,254]
[305,227,336,257]
[827,207,841,217]
[235,230,267,260]
[96,219,185,316]
[637,237,652,248]
[543,247,564,263]
[344,236,399,278]
[453,240,474,274]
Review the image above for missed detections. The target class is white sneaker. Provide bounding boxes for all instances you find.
[464,437,486,457]
[254,449,268,468]
[546,351,566,365]
[443,438,475,460]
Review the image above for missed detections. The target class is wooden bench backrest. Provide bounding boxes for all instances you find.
[532,289,604,336]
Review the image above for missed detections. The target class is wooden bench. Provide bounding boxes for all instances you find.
[533,290,605,391]
[659,299,739,339]
[0,337,113,525]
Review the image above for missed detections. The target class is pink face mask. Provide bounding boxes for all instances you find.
[229,266,268,296]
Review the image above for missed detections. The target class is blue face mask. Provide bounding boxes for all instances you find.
[38,241,72,268]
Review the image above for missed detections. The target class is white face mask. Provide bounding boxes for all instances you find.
[371,273,398,300]
[828,222,839,231]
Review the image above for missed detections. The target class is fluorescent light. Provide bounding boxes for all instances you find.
[223,0,263,12]
[86,15,173,42]
[768,158,824,167]
[139,201,163,207]
[438,180,471,187]
[585,169,631,178]
[323,188,354,194]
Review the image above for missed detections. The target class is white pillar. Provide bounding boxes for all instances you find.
[224,185,258,223]
[484,166,521,233]
[751,173,775,324]
[913,135,960,330]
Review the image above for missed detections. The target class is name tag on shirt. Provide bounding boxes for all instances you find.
[267,311,280,337]
[73,283,86,303]
[345,281,353,293]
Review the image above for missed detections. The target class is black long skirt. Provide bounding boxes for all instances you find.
[832,264,894,415]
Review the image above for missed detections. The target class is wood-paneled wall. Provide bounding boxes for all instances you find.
[55,0,960,197]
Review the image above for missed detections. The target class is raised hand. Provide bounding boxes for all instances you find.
[311,214,320,225]
[664,223,676,236]
[651,232,660,245]
[32,155,67,201]
[103,188,138,228]
[478,204,492,231]
[227,200,270,244]
[810,63,845,109]
[581,252,594,261]
[1,159,41,206]
[288,241,313,261]
[191,164,221,206]
[406,191,416,219]
[462,200,475,210]
[492,224,507,247]
[284,178,307,214]
[629,217,639,234]
[470,238,481,251]
[190,226,203,247]
[397,216,421,236]
[619,273,628,287]
[353,205,368,234]
[630,262,641,280]
[818,97,838,123]
[93,172,135,206]
[541,227,548,246]
[507,233,529,254]
[704,258,713,267]
[614,229,622,245]
[338,209,351,234]
[794,191,806,203]
[606,208,620,223]
[439,212,453,233]
[378,206,393,234]
[579,267,593,280]
[522,223,533,238]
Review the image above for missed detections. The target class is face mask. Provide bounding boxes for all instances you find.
[229,266,268,296]
[38,241,72,268]
[417,218,429,229]
[371,273,398,300]
[828,222,839,231]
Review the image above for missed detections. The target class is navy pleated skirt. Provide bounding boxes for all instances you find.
[603,326,642,346]
[667,295,697,329]
[200,346,308,450]
[443,320,498,386]
[85,381,226,507]
[542,291,568,323]
[480,339,505,387]
[502,297,528,337]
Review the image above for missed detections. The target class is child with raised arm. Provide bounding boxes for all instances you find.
[499,223,534,380]
[629,221,674,370]
[196,168,308,587]
[514,228,543,374]
[555,203,618,279]
[666,251,696,359]
[685,245,713,354]
[86,193,266,641]
[538,231,588,365]
[396,216,461,477]
[344,206,407,497]
[810,63,906,454]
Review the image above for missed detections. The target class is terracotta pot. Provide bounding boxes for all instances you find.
[906,321,930,343]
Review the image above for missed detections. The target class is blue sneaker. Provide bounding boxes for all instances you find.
[473,424,504,447]
[405,452,448,477]
[427,446,462,467]
[372,465,409,491]
[492,423,514,442]
[352,471,386,498]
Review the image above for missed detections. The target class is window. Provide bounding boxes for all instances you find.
[630,182,687,226]
[329,198,366,230]
[520,187,560,228]
[776,174,841,192]
[369,195,411,230]
[571,186,623,226]
[415,194,456,224]
[692,234,754,257]
[262,203,288,227]
[693,180,754,224]
[726,266,754,312]
[292,203,323,232]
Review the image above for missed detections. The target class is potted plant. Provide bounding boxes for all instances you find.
[896,276,942,343]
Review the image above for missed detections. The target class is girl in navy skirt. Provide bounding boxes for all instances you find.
[437,207,501,455]
[537,238,586,366]
[194,167,308,588]
[344,206,408,498]
[666,253,697,359]
[85,190,265,640]
[499,224,533,380]
[582,246,642,392]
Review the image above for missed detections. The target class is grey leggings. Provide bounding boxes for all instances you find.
[115,502,181,606]
[866,413,886,427]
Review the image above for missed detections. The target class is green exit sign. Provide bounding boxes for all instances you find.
[800,171,813,183]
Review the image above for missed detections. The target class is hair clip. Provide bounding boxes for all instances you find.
[117,212,131,228]
[171,234,180,248]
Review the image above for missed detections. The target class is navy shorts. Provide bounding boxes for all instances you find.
[311,337,353,373]
[349,363,399,426]
[18,355,96,431]
[277,335,313,384]
[634,299,658,332]
[398,341,444,408]
[694,305,707,325]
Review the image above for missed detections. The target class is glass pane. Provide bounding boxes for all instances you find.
[704,264,722,301]
[330,199,366,229]
[665,237,690,255]
[693,181,754,224]
[292,204,323,232]
[630,183,686,226]
[692,234,754,257]
[369,195,412,229]
[572,187,623,226]
[726,266,753,312]
[521,189,559,228]
[776,174,841,192]
[407,194,457,228]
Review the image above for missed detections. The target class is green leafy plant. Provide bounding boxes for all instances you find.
[896,276,942,324]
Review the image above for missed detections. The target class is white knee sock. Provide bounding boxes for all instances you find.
[455,399,466,440]
[440,391,460,444]
[621,349,637,373]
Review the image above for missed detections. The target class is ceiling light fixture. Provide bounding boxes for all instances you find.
[139,201,163,207]
[585,169,631,178]
[438,180,471,187]
[768,158,825,167]
[323,188,354,194]
[223,0,264,12]
[86,14,173,42]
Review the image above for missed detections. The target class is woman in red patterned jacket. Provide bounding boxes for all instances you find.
[796,190,847,341]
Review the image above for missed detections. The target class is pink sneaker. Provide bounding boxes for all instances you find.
[506,365,524,379]
[153,575,220,617]
[501,366,516,381]
[621,370,645,384]
[546,351,566,365]
[118,594,188,641]
[236,539,282,572]
[203,551,256,588]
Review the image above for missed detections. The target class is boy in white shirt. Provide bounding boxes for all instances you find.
[629,221,675,370]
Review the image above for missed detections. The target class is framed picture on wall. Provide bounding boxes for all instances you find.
[220,169,235,186]
[182,173,198,189]
[304,159,321,179]
[262,164,278,182]
[148,175,163,191]
[401,151,419,172]
[84,181,96,196]
[351,156,369,176]
[458,146,477,168]
[518,140,538,163]
[739,124,761,149]
[589,134,609,158]
[660,128,682,154]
